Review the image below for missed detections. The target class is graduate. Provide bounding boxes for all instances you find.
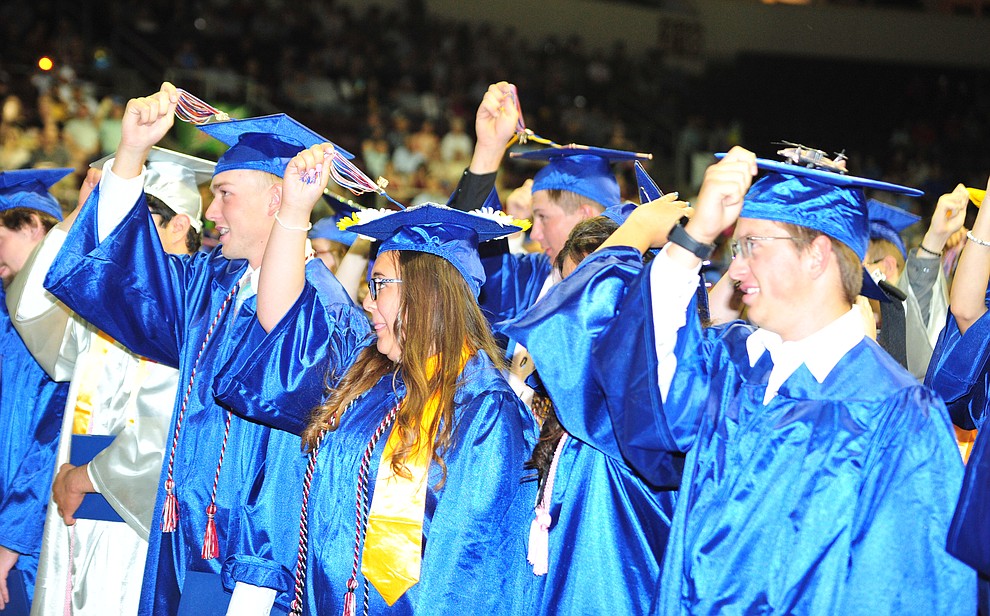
[593,147,975,614]
[866,194,963,378]
[7,148,214,615]
[499,193,687,615]
[925,176,990,616]
[213,142,538,615]
[0,168,71,607]
[41,83,354,615]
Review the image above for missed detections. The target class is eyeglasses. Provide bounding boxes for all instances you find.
[369,277,402,300]
[729,236,799,260]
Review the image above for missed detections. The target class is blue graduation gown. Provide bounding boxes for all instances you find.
[479,248,552,327]
[0,286,67,599]
[593,256,975,615]
[500,247,678,615]
[925,285,990,614]
[43,187,354,616]
[214,281,540,615]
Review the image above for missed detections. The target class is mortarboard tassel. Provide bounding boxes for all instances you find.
[201,504,219,560]
[527,433,569,576]
[175,89,229,125]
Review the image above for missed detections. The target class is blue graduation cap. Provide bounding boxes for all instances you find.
[512,144,651,209]
[635,161,664,204]
[723,152,922,302]
[866,199,920,259]
[311,214,357,247]
[0,168,73,221]
[341,203,528,297]
[198,114,354,178]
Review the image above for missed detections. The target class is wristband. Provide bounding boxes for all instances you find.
[274,211,313,232]
[668,223,715,260]
[966,230,990,247]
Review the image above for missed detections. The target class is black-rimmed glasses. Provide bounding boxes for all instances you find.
[369,277,403,300]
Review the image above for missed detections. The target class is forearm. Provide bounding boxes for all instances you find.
[950,222,990,333]
[94,159,147,241]
[258,209,308,331]
[904,251,940,324]
[447,169,497,212]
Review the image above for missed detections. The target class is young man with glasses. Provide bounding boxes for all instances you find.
[585,146,975,614]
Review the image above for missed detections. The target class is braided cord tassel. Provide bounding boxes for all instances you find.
[201,409,234,560]
[160,282,241,532]
[288,432,327,616]
[528,433,569,575]
[174,88,229,124]
[342,404,399,616]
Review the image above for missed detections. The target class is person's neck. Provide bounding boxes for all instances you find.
[776,300,851,342]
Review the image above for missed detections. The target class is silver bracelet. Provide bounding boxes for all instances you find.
[274,211,312,232]
[967,230,990,247]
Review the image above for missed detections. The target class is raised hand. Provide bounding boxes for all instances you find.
[685,146,758,246]
[280,143,337,225]
[114,82,179,179]
[470,82,519,174]
[921,183,969,256]
[599,193,691,254]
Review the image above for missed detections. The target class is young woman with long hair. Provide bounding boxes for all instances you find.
[215,143,538,616]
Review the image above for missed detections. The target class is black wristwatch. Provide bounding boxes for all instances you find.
[668,222,715,260]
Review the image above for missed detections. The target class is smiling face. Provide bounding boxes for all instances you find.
[205,169,279,267]
[363,250,403,362]
[727,218,809,339]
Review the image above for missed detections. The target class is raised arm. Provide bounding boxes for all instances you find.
[600,147,756,262]
[949,177,990,334]
[469,81,519,175]
[256,143,336,331]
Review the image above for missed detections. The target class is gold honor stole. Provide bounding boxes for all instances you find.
[361,348,469,605]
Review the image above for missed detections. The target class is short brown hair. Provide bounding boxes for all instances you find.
[866,238,905,273]
[0,207,59,233]
[543,188,606,215]
[780,222,863,304]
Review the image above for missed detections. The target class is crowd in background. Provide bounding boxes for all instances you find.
[2,0,990,224]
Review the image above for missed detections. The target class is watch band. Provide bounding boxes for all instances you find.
[668,223,715,260]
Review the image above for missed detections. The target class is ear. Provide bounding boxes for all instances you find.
[25,213,47,241]
[576,202,600,220]
[880,255,899,281]
[168,214,191,241]
[267,183,282,216]
[805,235,834,279]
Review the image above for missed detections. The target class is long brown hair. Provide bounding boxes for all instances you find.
[302,250,504,487]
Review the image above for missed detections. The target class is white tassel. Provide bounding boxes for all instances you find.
[527,507,552,576]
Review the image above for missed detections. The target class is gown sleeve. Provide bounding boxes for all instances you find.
[501,247,645,460]
[925,285,990,576]
[590,248,719,486]
[43,183,203,369]
[924,285,990,431]
[213,269,371,436]
[4,229,78,381]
